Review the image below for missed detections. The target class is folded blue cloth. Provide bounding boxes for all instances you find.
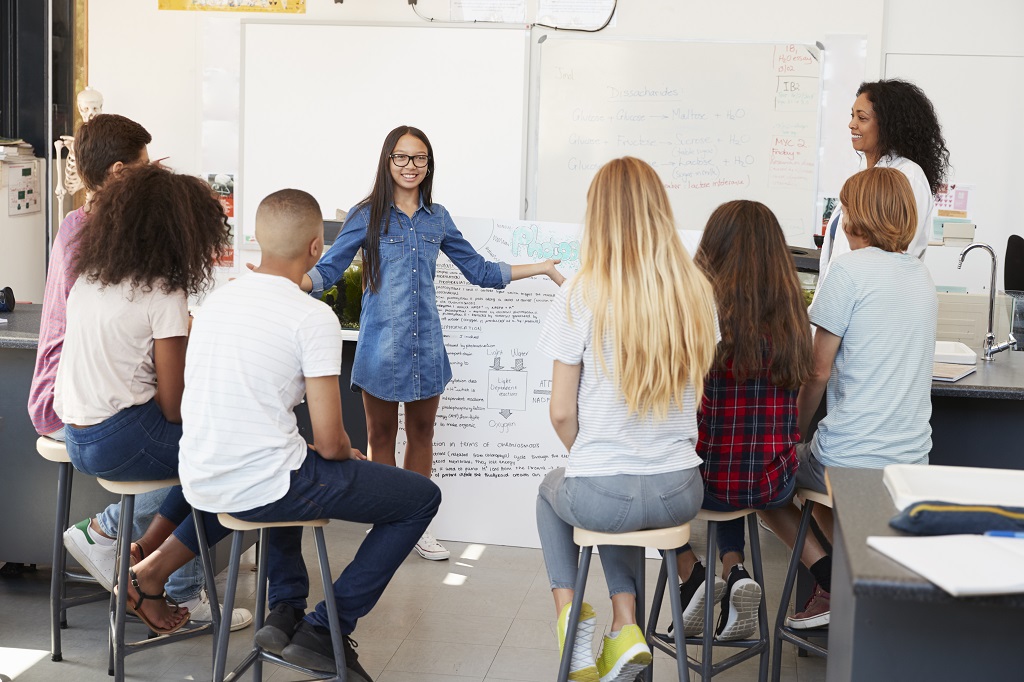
[890,501,1024,536]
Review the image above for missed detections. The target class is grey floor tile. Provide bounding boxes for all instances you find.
[485,645,561,681]
[385,638,498,678]
[379,672,483,682]
[405,611,513,646]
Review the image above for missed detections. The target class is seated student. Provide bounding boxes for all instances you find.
[535,157,718,682]
[176,189,441,680]
[759,166,937,629]
[54,164,237,633]
[672,201,813,641]
[31,115,247,628]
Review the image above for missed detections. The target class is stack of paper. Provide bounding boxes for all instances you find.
[883,464,1024,511]
[868,535,1024,596]
[932,362,976,382]
[0,138,34,161]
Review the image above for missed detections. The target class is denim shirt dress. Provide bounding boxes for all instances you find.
[308,198,512,403]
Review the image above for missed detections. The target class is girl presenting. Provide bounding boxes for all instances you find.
[305,125,563,560]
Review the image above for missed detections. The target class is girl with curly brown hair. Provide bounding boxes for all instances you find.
[54,163,232,633]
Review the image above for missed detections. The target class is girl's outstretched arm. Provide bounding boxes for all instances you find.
[511,260,565,286]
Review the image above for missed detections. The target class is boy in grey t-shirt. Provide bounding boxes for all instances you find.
[758,167,937,630]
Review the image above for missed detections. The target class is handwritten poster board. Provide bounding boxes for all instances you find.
[389,217,581,548]
[530,37,822,243]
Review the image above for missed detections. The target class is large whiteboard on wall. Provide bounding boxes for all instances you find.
[240,23,528,242]
[530,38,823,243]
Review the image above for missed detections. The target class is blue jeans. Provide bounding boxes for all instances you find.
[537,467,704,597]
[679,474,797,562]
[67,400,296,605]
[196,449,441,634]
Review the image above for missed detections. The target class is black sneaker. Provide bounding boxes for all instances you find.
[665,559,725,637]
[714,564,762,641]
[255,603,305,656]
[281,620,373,681]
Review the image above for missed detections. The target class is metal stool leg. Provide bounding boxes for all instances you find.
[50,461,72,661]
[664,548,691,682]
[747,514,769,682]
[556,545,593,682]
[699,521,718,681]
[111,493,136,682]
[313,526,347,682]
[252,530,270,681]
[193,509,221,674]
[643,560,669,682]
[770,500,815,682]
[212,530,245,682]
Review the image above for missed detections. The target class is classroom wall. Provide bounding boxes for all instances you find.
[88,0,886,178]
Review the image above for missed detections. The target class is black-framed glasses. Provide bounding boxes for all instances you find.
[389,153,430,168]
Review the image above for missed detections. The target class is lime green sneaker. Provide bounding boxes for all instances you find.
[556,602,599,682]
[596,624,652,682]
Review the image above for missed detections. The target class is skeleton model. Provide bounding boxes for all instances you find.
[54,87,103,219]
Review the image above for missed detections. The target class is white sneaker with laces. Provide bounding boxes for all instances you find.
[63,518,116,592]
[180,589,254,631]
[414,530,450,560]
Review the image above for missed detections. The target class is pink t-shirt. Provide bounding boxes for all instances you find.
[28,207,88,435]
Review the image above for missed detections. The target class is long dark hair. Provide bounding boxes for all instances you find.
[856,80,951,194]
[359,125,435,293]
[73,164,231,295]
[694,201,812,390]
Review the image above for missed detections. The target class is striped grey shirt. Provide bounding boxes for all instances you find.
[809,247,936,469]
[536,279,707,478]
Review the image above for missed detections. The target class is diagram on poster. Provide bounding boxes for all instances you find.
[392,216,581,548]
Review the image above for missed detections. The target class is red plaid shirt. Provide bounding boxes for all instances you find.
[697,355,799,508]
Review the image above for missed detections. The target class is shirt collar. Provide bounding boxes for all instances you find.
[390,195,433,215]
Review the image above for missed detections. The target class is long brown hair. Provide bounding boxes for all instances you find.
[358,125,435,293]
[73,164,231,295]
[694,200,812,390]
[566,157,718,419]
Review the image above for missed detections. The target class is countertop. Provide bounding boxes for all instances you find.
[831,467,1024,607]
[0,304,358,349]
[931,350,1024,399]
[0,304,42,350]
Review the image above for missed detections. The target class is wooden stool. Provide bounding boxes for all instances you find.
[650,509,770,681]
[770,487,833,681]
[558,524,693,682]
[96,476,212,682]
[197,514,347,682]
[36,437,107,662]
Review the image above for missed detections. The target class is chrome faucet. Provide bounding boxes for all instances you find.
[957,242,1018,360]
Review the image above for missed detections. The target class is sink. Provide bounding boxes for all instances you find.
[935,341,978,365]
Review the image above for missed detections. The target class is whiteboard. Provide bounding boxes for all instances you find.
[240,23,529,244]
[530,37,823,243]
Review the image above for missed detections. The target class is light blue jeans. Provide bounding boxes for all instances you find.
[95,491,203,603]
[537,467,703,597]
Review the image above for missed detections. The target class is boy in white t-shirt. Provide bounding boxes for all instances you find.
[177,190,441,679]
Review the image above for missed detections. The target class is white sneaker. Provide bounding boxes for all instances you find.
[414,530,450,560]
[63,518,116,592]
[180,589,254,631]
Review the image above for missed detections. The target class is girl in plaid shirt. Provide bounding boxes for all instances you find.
[672,201,813,641]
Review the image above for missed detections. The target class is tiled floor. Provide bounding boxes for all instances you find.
[0,519,827,681]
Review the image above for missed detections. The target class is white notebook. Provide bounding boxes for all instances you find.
[868,535,1024,597]
[883,464,1024,512]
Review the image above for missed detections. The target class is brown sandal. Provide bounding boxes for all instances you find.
[120,567,191,635]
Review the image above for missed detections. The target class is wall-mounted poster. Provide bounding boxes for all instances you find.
[159,0,305,13]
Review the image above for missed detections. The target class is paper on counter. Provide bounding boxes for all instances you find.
[883,464,1024,511]
[868,534,1024,597]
